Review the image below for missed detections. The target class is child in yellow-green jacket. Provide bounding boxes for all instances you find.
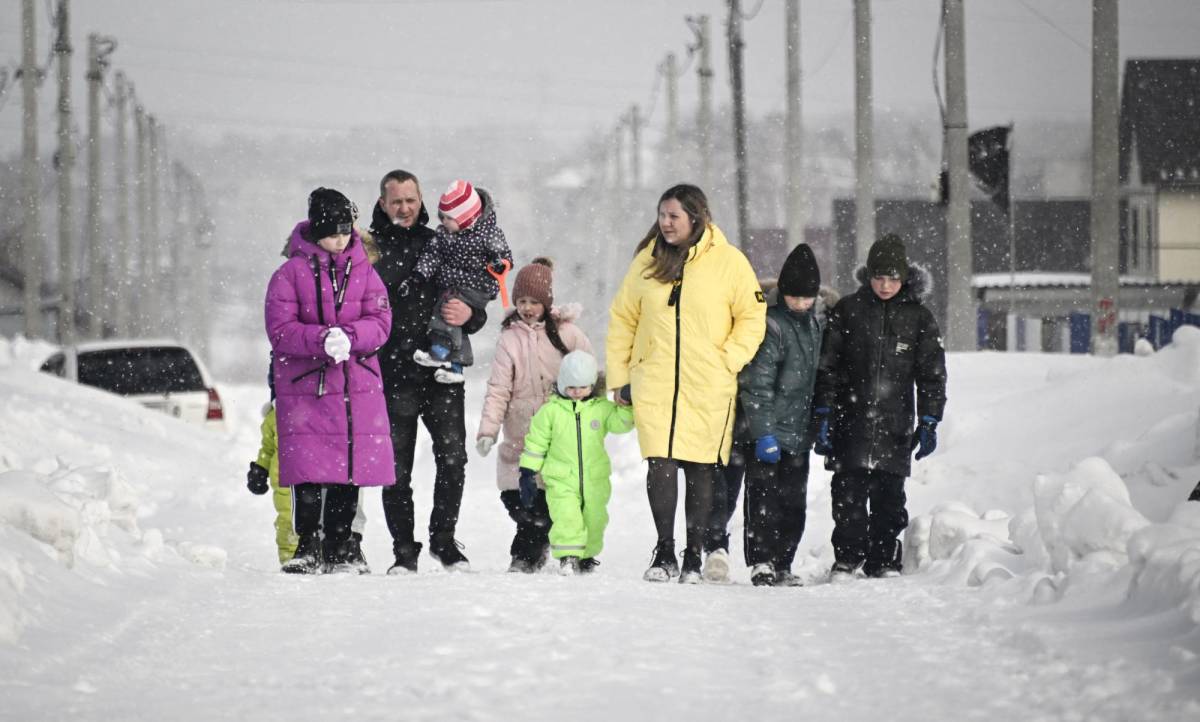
[247,402,299,564]
[247,362,372,569]
[518,351,634,575]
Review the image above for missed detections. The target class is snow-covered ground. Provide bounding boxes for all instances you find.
[1,331,1199,721]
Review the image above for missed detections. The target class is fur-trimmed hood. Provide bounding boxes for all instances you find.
[853,262,934,304]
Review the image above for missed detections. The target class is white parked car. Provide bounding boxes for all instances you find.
[39,339,226,430]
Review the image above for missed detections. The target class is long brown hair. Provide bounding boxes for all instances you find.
[634,184,713,283]
[502,307,570,356]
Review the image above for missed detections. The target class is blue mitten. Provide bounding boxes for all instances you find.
[812,407,833,456]
[518,468,538,509]
[911,416,939,460]
[755,434,781,464]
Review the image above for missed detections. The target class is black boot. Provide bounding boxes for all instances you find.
[282,532,322,574]
[643,539,679,582]
[387,541,422,575]
[430,534,470,572]
[679,548,703,584]
[344,532,370,575]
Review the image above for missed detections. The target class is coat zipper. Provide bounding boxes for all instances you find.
[319,250,356,483]
[575,405,585,511]
[866,301,890,469]
[666,271,684,459]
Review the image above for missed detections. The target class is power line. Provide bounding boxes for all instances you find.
[1014,0,1089,54]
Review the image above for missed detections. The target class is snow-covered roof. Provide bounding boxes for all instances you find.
[973,272,1195,288]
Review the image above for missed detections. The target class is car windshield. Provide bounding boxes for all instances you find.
[77,347,206,395]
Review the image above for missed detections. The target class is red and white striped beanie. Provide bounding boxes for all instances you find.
[438,180,483,229]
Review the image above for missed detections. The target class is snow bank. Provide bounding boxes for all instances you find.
[907,331,1200,631]
[0,352,240,643]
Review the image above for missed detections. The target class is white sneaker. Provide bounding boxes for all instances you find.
[702,548,731,583]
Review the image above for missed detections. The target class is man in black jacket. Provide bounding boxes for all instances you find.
[812,234,947,580]
[371,169,487,573]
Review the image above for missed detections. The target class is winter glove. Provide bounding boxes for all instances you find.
[911,415,939,460]
[518,467,538,509]
[476,436,495,457]
[618,384,633,405]
[246,462,269,495]
[755,434,781,464]
[1190,480,1200,503]
[323,327,351,363]
[812,407,833,456]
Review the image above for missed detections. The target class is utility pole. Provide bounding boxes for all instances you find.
[853,0,874,266]
[113,72,131,337]
[629,104,642,190]
[784,0,805,248]
[147,115,161,334]
[943,0,974,351]
[20,0,43,339]
[134,100,147,334]
[1090,0,1119,356]
[688,15,714,193]
[54,0,75,345]
[664,52,679,184]
[85,34,114,338]
[727,0,749,249]
[614,121,626,190]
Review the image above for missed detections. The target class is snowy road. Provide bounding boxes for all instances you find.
[6,565,1185,722]
[2,338,1200,720]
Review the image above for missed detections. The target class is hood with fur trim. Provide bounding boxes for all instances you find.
[854,262,934,304]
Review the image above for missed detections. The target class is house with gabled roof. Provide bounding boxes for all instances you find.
[1120,58,1200,281]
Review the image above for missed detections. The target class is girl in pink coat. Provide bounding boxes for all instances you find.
[475,258,592,572]
[265,188,395,575]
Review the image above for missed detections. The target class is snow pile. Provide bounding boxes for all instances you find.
[906,329,1200,629]
[0,343,239,642]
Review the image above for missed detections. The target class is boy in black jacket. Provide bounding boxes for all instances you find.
[812,234,947,580]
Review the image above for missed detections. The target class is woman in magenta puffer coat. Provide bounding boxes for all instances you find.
[265,187,395,574]
[475,258,592,572]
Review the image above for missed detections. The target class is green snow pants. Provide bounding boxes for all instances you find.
[545,473,611,560]
[271,476,299,564]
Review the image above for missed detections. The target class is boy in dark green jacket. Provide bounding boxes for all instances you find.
[518,351,635,575]
[736,244,824,587]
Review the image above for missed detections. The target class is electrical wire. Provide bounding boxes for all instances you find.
[1014,0,1089,54]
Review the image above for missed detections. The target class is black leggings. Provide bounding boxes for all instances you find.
[646,458,718,555]
[292,483,360,545]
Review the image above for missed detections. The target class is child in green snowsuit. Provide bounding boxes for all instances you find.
[518,350,634,575]
[247,403,300,564]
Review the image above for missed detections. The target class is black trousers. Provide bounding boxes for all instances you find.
[381,380,468,553]
[830,467,907,573]
[292,483,359,545]
[743,450,809,570]
[500,490,550,563]
[707,442,750,552]
[646,458,718,556]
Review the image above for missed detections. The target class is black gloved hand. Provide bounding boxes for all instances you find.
[619,384,632,405]
[518,467,538,509]
[911,415,939,460]
[246,462,270,495]
[812,407,833,456]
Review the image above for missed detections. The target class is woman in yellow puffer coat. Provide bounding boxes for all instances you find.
[607,184,765,584]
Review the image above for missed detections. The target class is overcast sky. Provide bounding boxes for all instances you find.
[1,0,1199,149]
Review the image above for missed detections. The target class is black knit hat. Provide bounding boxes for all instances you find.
[308,187,356,240]
[777,243,821,297]
[867,233,909,282]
